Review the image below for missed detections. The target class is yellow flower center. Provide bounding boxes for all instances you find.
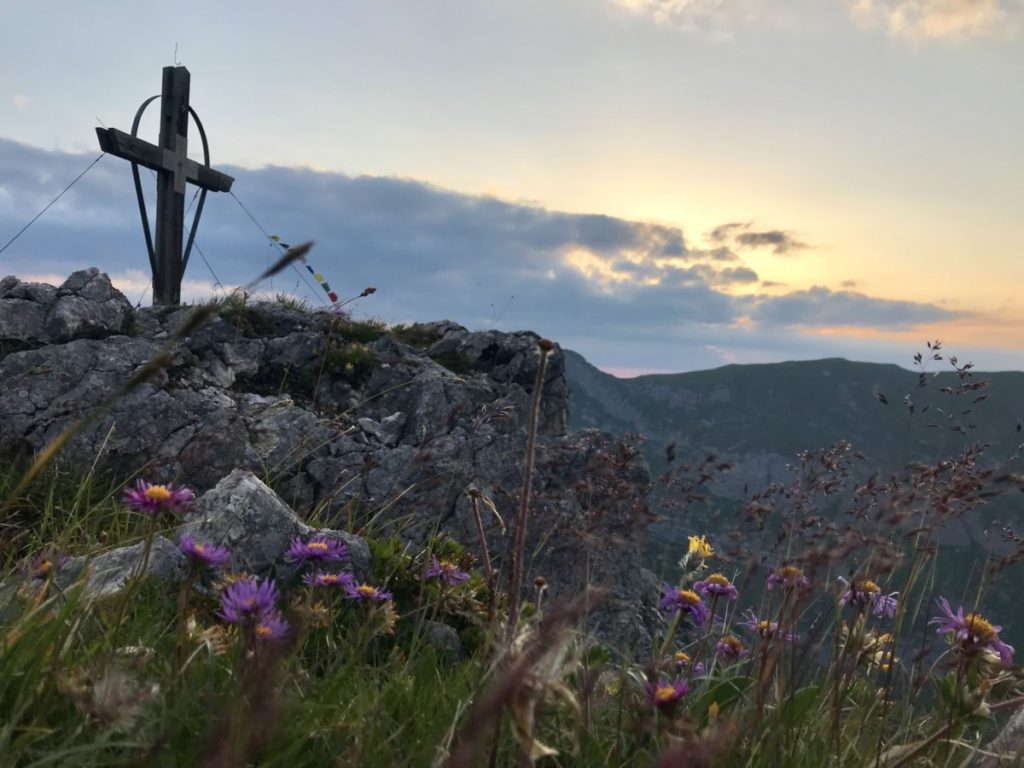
[856,579,880,594]
[723,635,743,651]
[35,559,53,576]
[357,584,377,599]
[194,544,206,554]
[707,574,730,587]
[307,541,330,553]
[255,624,272,637]
[779,566,804,583]
[440,561,457,572]
[965,613,997,641]
[243,597,257,608]
[677,589,702,605]
[674,651,691,664]
[321,575,340,585]
[654,685,678,705]
[688,535,714,559]
[145,485,172,503]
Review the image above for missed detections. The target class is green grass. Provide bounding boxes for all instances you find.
[2,457,1021,768]
[390,323,444,350]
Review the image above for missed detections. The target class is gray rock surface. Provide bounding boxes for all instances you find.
[61,536,186,600]
[0,270,660,653]
[977,708,1024,767]
[179,469,371,580]
[0,268,132,352]
[422,620,464,661]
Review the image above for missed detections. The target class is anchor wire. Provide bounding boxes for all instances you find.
[0,153,107,257]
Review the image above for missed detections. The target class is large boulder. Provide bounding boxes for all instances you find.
[0,268,133,354]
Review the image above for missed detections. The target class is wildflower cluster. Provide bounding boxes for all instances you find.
[122,479,194,515]
[930,597,1015,667]
[286,535,349,565]
[658,585,710,626]
[838,576,899,619]
[179,535,230,568]
[219,577,289,641]
[694,573,739,601]
[767,565,810,592]
[423,555,471,587]
[646,679,689,711]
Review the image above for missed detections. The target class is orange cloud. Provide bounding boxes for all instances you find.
[848,0,1009,42]
[795,312,1024,350]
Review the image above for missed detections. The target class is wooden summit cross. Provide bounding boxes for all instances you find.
[96,66,234,305]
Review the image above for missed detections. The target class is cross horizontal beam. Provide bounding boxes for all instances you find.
[96,127,234,193]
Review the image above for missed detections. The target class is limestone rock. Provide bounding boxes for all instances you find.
[0,269,133,356]
[61,536,186,600]
[421,620,464,662]
[45,268,134,342]
[178,469,371,580]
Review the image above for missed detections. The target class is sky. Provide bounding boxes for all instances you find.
[1,0,1022,375]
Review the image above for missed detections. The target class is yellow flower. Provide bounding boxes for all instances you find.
[688,535,714,560]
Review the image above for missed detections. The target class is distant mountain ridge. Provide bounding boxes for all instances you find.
[564,349,1023,547]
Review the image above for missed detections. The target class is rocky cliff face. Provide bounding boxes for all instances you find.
[0,269,662,654]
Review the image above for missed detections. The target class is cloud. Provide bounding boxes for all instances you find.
[0,137,978,372]
[735,230,807,254]
[609,0,763,35]
[708,222,749,242]
[709,221,808,255]
[744,285,964,328]
[848,0,1010,41]
[12,95,30,109]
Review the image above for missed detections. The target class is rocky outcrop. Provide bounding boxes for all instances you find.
[0,269,133,353]
[0,270,658,653]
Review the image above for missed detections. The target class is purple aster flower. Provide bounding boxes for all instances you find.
[122,478,194,515]
[872,591,899,619]
[838,577,899,619]
[424,556,471,587]
[645,678,689,710]
[24,551,68,581]
[767,565,810,592]
[179,535,230,568]
[929,597,1015,667]
[659,584,711,626]
[714,635,750,662]
[218,578,280,624]
[252,611,290,642]
[694,573,739,601]
[672,651,706,675]
[302,570,355,589]
[740,609,796,643]
[344,582,393,602]
[285,535,349,565]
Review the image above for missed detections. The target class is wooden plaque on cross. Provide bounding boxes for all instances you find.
[96,66,234,305]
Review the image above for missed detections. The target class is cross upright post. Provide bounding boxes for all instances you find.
[154,66,190,305]
[96,66,234,305]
